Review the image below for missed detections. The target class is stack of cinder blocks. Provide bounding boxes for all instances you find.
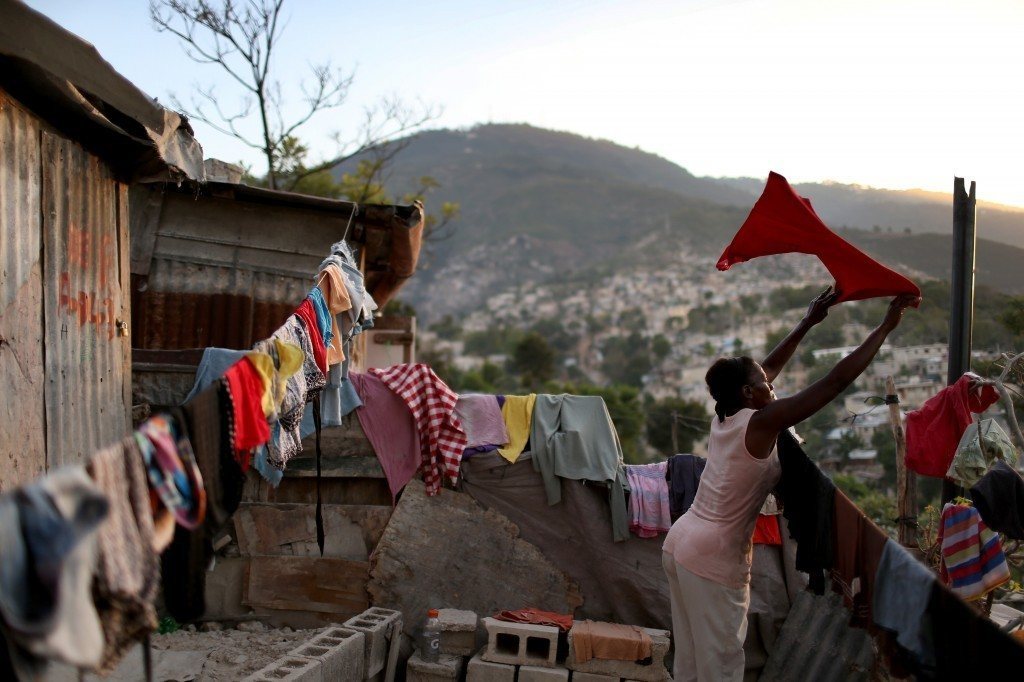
[344,606,403,681]
[243,625,366,682]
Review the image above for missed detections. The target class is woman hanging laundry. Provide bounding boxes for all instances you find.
[662,288,919,681]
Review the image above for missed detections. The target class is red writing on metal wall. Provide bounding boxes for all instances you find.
[58,222,116,340]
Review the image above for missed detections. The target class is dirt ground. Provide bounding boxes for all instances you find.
[47,624,325,681]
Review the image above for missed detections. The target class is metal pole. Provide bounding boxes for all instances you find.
[943,177,977,503]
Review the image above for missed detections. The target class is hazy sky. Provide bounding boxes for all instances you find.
[28,0,1024,206]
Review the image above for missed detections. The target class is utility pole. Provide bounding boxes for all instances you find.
[944,177,977,504]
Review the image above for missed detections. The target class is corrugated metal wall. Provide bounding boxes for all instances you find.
[40,130,130,468]
[0,92,47,492]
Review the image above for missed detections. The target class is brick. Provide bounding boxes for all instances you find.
[290,626,365,681]
[242,655,322,682]
[566,626,671,682]
[466,651,516,682]
[481,617,559,667]
[405,651,464,682]
[436,608,479,655]
[344,607,401,677]
[572,674,622,681]
[519,664,569,681]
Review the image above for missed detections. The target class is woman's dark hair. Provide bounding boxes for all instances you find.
[705,356,759,421]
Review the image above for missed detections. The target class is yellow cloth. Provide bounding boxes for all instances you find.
[246,340,303,416]
[497,394,537,463]
[318,264,353,366]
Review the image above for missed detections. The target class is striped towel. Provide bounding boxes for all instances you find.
[625,462,672,538]
[938,502,1010,601]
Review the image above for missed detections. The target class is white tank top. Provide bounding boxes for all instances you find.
[662,408,781,588]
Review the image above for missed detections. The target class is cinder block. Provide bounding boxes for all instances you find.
[566,626,671,682]
[519,664,569,681]
[405,651,464,682]
[466,651,516,682]
[243,655,322,682]
[289,626,365,681]
[436,608,479,655]
[344,607,401,677]
[481,617,559,668]
[572,673,621,681]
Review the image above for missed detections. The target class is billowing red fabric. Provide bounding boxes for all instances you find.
[905,375,1000,477]
[752,514,782,545]
[494,608,574,632]
[294,301,327,374]
[223,357,270,470]
[718,172,921,304]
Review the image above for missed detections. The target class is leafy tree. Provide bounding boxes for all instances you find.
[833,474,897,535]
[382,299,416,317]
[601,332,652,388]
[510,332,556,389]
[429,314,462,339]
[645,398,710,455]
[651,334,672,362]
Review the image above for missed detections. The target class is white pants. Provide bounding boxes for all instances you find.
[662,552,750,682]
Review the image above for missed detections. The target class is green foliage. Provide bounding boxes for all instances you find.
[686,303,733,336]
[767,285,821,314]
[382,299,417,318]
[645,398,710,456]
[832,474,897,535]
[651,334,672,361]
[464,327,524,357]
[601,332,653,388]
[429,314,462,339]
[510,332,556,389]
[871,429,897,483]
[158,617,180,635]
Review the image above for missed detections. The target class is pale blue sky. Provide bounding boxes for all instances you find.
[28,0,1024,207]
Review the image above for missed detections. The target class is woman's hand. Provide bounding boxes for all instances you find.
[881,293,920,331]
[804,286,840,325]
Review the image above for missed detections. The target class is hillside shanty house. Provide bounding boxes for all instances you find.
[0,0,204,492]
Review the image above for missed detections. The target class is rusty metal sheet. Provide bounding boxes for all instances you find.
[42,130,130,468]
[0,91,46,492]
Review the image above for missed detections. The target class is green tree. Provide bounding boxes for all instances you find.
[651,334,672,362]
[510,332,556,389]
[645,398,710,455]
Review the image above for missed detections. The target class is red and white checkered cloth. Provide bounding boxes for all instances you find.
[368,363,467,495]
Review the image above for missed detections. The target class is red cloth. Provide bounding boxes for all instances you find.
[717,172,921,304]
[294,301,327,374]
[494,608,574,632]
[905,375,999,478]
[752,514,782,545]
[223,356,270,470]
[368,363,467,496]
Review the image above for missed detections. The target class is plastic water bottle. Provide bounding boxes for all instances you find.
[421,609,441,662]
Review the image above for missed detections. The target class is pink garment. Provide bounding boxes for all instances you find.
[625,462,672,538]
[368,363,467,496]
[905,374,1000,478]
[454,394,510,448]
[349,372,422,503]
[663,409,781,588]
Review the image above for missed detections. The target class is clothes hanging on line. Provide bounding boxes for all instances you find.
[530,394,631,543]
[775,429,835,594]
[937,502,1010,601]
[0,467,110,679]
[971,460,1024,540]
[665,453,706,522]
[349,371,422,504]
[904,373,999,478]
[625,461,672,538]
[717,171,921,304]
[368,363,467,496]
[455,394,510,450]
[946,418,1017,487]
[872,539,936,668]
[830,490,888,626]
[497,394,537,463]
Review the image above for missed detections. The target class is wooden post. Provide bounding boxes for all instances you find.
[887,376,916,546]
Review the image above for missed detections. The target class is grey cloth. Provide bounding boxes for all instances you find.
[183,348,247,404]
[529,394,631,542]
[666,453,707,522]
[873,540,936,665]
[460,451,670,629]
[0,467,109,676]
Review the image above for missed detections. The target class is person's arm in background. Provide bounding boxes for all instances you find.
[761,286,839,383]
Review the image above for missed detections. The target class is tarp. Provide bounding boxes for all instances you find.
[460,451,672,629]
